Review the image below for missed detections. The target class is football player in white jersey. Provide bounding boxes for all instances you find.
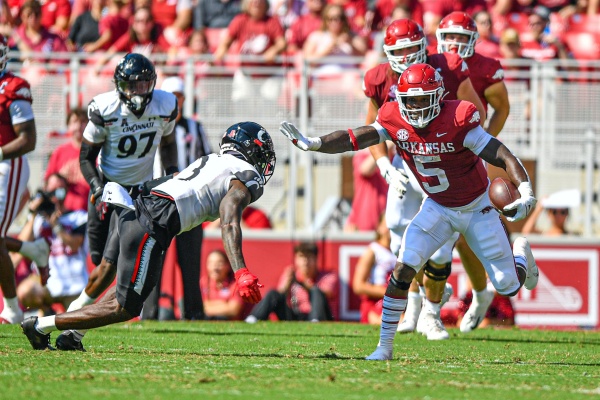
[22,122,276,351]
[68,53,179,315]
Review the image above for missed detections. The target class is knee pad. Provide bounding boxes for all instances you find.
[399,248,425,273]
[492,270,520,296]
[423,261,452,281]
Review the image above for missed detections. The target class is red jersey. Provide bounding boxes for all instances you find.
[0,72,33,146]
[376,100,489,207]
[228,14,284,56]
[363,52,469,108]
[465,52,504,112]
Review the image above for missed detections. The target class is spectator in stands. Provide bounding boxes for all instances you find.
[352,216,395,325]
[344,146,390,232]
[68,0,129,52]
[303,4,367,71]
[522,190,580,236]
[286,0,325,54]
[201,249,244,320]
[245,242,338,322]
[194,0,241,32]
[213,0,286,64]
[0,0,16,37]
[271,0,303,30]
[93,6,170,73]
[328,0,367,34]
[44,109,90,212]
[151,0,193,48]
[473,10,501,59]
[520,5,570,61]
[371,0,423,34]
[499,28,523,61]
[15,173,88,316]
[37,0,71,36]
[10,0,68,64]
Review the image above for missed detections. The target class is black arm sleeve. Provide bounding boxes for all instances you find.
[79,141,102,188]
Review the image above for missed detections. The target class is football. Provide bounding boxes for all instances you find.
[489,177,520,217]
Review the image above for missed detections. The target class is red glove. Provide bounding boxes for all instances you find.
[95,201,108,221]
[235,268,263,304]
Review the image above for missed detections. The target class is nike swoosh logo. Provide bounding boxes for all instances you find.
[436,133,447,137]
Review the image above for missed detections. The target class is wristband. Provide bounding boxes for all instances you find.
[0,146,4,162]
[347,129,358,151]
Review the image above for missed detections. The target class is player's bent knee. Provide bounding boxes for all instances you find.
[423,261,451,281]
[400,249,425,273]
[493,275,520,297]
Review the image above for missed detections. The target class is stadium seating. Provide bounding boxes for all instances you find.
[566,13,600,34]
[564,32,600,60]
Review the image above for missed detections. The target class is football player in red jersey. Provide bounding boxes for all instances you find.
[363,18,488,340]
[436,11,513,334]
[0,34,51,324]
[280,63,539,360]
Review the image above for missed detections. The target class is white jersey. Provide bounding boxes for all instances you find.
[153,153,264,233]
[369,242,396,285]
[83,89,177,186]
[33,210,89,298]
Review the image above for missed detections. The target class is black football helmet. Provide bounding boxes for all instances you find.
[220,122,276,184]
[113,53,157,113]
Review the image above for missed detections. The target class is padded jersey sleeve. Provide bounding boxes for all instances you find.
[8,100,34,124]
[463,125,492,155]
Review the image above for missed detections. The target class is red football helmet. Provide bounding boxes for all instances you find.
[396,63,445,128]
[383,19,427,73]
[0,34,8,73]
[436,12,479,58]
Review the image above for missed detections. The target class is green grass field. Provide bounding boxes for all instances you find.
[1,321,599,400]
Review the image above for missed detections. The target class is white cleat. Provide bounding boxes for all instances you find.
[419,312,449,340]
[440,283,454,307]
[29,238,51,267]
[514,237,539,290]
[365,346,393,361]
[396,317,417,333]
[460,288,494,333]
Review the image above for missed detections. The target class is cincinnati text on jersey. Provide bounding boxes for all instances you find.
[122,121,155,133]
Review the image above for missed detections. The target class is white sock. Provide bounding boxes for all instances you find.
[36,315,56,334]
[403,292,422,322]
[422,299,441,315]
[67,291,96,311]
[418,286,426,297]
[514,255,527,269]
[473,288,489,303]
[378,296,407,349]
[1,296,20,314]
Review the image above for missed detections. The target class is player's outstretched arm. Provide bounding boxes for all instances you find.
[279,121,381,154]
[219,180,263,303]
[479,138,537,221]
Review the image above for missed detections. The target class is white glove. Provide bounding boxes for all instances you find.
[503,181,537,222]
[376,157,409,198]
[279,121,322,151]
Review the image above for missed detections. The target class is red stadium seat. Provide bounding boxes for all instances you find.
[564,32,600,60]
[567,13,600,33]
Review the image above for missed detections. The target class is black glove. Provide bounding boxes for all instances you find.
[89,178,104,205]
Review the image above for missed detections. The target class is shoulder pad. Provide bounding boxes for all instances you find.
[148,90,178,120]
[1,74,33,103]
[88,100,105,127]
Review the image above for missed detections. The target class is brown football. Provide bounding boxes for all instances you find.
[489,177,520,217]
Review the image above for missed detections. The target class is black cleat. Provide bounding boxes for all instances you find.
[56,331,86,352]
[21,317,55,350]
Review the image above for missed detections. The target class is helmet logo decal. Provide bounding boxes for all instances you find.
[257,128,268,143]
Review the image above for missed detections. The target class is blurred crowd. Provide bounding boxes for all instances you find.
[2,0,599,65]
